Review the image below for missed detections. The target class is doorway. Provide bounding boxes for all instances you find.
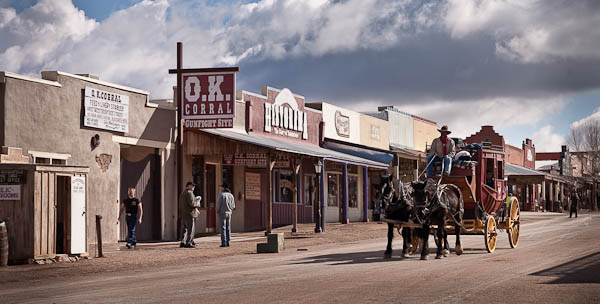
[56,176,70,254]
[206,164,217,232]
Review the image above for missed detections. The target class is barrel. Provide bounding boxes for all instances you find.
[0,221,8,266]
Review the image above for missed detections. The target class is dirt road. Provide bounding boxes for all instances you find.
[1,212,599,303]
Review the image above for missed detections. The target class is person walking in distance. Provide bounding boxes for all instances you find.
[218,183,235,247]
[570,188,579,218]
[179,182,197,248]
[118,188,143,249]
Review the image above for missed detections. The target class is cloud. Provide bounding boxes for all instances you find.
[570,107,600,129]
[532,125,565,152]
[443,0,600,63]
[0,0,598,108]
[398,97,567,139]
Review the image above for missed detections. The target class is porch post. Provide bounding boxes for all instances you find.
[342,163,349,224]
[549,181,554,212]
[320,160,326,232]
[541,180,546,211]
[363,166,369,222]
[266,154,274,235]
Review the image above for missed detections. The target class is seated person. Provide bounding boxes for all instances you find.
[485,171,494,188]
[426,125,455,177]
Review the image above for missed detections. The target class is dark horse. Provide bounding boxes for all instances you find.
[412,178,464,260]
[379,175,414,259]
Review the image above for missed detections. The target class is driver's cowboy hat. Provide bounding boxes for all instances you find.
[438,125,452,134]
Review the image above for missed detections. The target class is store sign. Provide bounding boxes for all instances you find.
[0,169,26,184]
[182,72,236,129]
[264,88,308,140]
[222,153,266,166]
[0,185,20,200]
[274,154,290,168]
[371,125,381,141]
[335,111,350,138]
[245,172,261,200]
[84,87,129,132]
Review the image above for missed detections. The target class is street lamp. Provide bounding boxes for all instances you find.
[314,159,323,233]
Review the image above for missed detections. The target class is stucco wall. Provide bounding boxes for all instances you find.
[2,73,176,247]
[413,118,438,152]
[359,114,389,151]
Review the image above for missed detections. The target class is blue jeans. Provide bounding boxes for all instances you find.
[220,214,231,246]
[426,154,452,176]
[126,214,137,245]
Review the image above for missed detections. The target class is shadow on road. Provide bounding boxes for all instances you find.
[530,252,600,284]
[292,250,409,265]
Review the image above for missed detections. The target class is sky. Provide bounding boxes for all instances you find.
[1,0,599,152]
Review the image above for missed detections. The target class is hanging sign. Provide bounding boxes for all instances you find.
[182,72,236,129]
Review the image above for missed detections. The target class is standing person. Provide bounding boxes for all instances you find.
[179,182,197,248]
[426,125,456,177]
[118,188,143,249]
[570,188,579,218]
[217,183,235,247]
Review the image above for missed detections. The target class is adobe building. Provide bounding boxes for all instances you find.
[0,71,177,259]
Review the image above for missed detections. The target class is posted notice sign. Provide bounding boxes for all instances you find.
[182,72,235,129]
[84,87,129,132]
[0,185,20,200]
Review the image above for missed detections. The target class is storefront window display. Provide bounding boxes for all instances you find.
[275,170,294,203]
[222,166,234,193]
[348,175,358,208]
[328,173,340,206]
[303,175,315,206]
[192,158,205,208]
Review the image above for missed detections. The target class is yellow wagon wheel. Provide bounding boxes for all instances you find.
[507,198,520,249]
[484,216,497,253]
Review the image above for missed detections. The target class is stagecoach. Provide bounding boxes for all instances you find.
[384,142,521,254]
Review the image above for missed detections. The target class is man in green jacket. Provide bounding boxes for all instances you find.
[179,181,196,248]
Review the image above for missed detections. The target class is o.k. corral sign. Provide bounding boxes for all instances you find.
[181,72,236,129]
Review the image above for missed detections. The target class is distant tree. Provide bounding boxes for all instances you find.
[567,119,600,176]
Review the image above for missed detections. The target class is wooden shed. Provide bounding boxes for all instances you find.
[0,164,89,263]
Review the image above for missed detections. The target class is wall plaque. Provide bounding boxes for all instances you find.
[335,111,350,138]
[0,185,20,200]
[245,172,261,200]
[0,169,26,184]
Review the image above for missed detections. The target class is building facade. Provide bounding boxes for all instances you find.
[0,71,178,256]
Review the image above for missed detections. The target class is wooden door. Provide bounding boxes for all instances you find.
[120,153,160,241]
[244,170,266,231]
[70,175,86,254]
[206,164,217,231]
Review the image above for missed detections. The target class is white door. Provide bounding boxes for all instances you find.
[70,176,87,254]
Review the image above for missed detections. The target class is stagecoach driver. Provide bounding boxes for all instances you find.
[426,125,455,177]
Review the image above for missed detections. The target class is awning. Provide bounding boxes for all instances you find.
[505,163,546,184]
[322,140,394,165]
[200,129,390,168]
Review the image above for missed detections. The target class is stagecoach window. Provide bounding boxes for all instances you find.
[327,174,340,207]
[348,175,358,208]
[276,170,294,203]
[497,160,504,179]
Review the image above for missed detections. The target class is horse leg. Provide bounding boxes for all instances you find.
[402,227,411,258]
[435,224,445,259]
[455,223,463,256]
[384,223,394,259]
[420,225,430,260]
[443,229,450,257]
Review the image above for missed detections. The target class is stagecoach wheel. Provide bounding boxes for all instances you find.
[484,216,497,253]
[507,198,520,249]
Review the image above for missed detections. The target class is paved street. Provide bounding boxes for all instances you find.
[1,212,599,304]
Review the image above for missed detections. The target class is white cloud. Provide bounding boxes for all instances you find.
[443,0,600,63]
[532,125,565,152]
[570,107,600,129]
[399,97,567,139]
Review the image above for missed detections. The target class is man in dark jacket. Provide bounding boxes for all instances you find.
[179,182,196,248]
[570,189,579,218]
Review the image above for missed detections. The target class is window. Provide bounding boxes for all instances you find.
[276,170,294,203]
[327,173,340,206]
[348,175,358,208]
[35,157,50,164]
[497,160,504,179]
[29,150,70,165]
[222,166,234,193]
[52,159,66,165]
[303,174,315,206]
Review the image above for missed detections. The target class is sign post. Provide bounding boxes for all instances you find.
[168,42,239,232]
